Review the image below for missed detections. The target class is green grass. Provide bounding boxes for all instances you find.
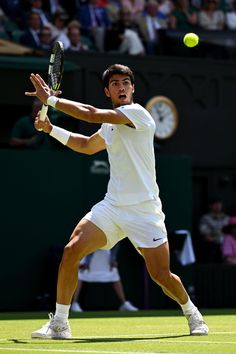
[0,309,236,354]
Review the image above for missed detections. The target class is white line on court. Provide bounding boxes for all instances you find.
[0,348,187,354]
[1,331,235,342]
[0,331,236,343]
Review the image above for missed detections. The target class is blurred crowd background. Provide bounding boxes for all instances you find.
[1,0,236,58]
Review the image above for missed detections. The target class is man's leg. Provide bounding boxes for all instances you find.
[139,242,209,335]
[57,218,107,305]
[71,280,83,312]
[32,218,107,339]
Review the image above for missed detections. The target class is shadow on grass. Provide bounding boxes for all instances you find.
[9,333,189,345]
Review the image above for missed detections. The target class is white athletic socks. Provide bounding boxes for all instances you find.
[54,303,70,322]
[180,297,197,316]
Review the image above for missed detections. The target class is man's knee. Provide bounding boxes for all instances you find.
[149,267,171,287]
[61,240,83,267]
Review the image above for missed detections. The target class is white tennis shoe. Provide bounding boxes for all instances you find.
[187,309,209,335]
[119,301,138,311]
[31,313,72,339]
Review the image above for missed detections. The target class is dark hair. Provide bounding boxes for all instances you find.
[208,196,222,205]
[102,64,134,88]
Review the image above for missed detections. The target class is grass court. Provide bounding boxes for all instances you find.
[0,308,236,354]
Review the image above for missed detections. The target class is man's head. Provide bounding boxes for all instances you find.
[102,64,135,108]
[208,197,223,214]
[102,64,134,89]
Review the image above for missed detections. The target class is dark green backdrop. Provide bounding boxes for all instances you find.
[0,149,191,311]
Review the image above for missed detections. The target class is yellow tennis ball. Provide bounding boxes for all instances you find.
[183,33,199,48]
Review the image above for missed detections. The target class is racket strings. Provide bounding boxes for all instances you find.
[49,54,63,90]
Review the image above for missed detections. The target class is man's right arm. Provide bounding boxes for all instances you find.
[67,130,106,155]
[34,114,106,155]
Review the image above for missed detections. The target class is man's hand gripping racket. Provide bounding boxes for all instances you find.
[40,41,64,121]
[25,41,64,130]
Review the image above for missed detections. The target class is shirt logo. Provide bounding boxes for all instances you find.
[153,237,162,242]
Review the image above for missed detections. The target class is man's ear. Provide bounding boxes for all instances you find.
[104,87,110,97]
[132,84,135,94]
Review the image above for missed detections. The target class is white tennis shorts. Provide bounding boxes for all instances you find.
[83,197,168,250]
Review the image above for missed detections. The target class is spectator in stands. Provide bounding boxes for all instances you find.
[9,99,48,149]
[26,0,52,27]
[169,0,198,30]
[38,25,54,50]
[105,0,121,24]
[199,197,229,263]
[19,11,42,49]
[105,8,145,55]
[120,0,145,22]
[226,0,236,29]
[137,0,168,55]
[0,0,23,27]
[45,0,69,16]
[158,0,174,18]
[198,0,225,29]
[222,216,236,264]
[66,25,89,52]
[77,0,111,52]
[49,9,70,48]
[118,8,146,55]
[71,245,139,312]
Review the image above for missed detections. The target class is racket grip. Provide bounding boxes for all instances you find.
[39,104,48,121]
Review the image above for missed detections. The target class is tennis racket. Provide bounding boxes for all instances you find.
[39,40,64,122]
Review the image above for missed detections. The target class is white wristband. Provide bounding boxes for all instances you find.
[47,96,59,108]
[49,125,70,145]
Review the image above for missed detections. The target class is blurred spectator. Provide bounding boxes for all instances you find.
[19,11,42,48]
[71,246,139,312]
[198,0,225,29]
[0,0,23,27]
[49,9,69,47]
[158,0,174,18]
[222,216,236,264]
[199,197,229,263]
[26,0,52,27]
[226,0,236,28]
[105,8,145,55]
[66,25,89,52]
[137,0,168,55]
[169,0,198,30]
[9,99,52,149]
[105,0,121,23]
[120,0,145,22]
[38,25,53,50]
[77,0,111,52]
[46,0,68,15]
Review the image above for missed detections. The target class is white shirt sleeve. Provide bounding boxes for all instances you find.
[98,124,113,145]
[116,103,154,130]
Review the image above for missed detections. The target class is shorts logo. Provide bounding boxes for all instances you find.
[153,237,162,242]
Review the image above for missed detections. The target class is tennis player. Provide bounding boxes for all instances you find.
[25,64,209,339]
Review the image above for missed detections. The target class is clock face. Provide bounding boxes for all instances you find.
[145,96,178,140]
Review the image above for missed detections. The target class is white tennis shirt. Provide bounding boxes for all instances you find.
[98,103,159,206]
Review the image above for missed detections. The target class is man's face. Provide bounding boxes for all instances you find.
[210,201,222,213]
[104,74,134,108]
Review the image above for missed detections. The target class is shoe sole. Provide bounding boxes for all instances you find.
[32,334,72,340]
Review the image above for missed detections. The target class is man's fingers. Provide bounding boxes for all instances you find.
[30,73,41,87]
[36,74,47,86]
[25,91,36,96]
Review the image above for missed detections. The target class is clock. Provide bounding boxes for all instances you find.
[145,96,178,140]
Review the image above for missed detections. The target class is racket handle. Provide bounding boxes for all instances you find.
[39,104,48,121]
